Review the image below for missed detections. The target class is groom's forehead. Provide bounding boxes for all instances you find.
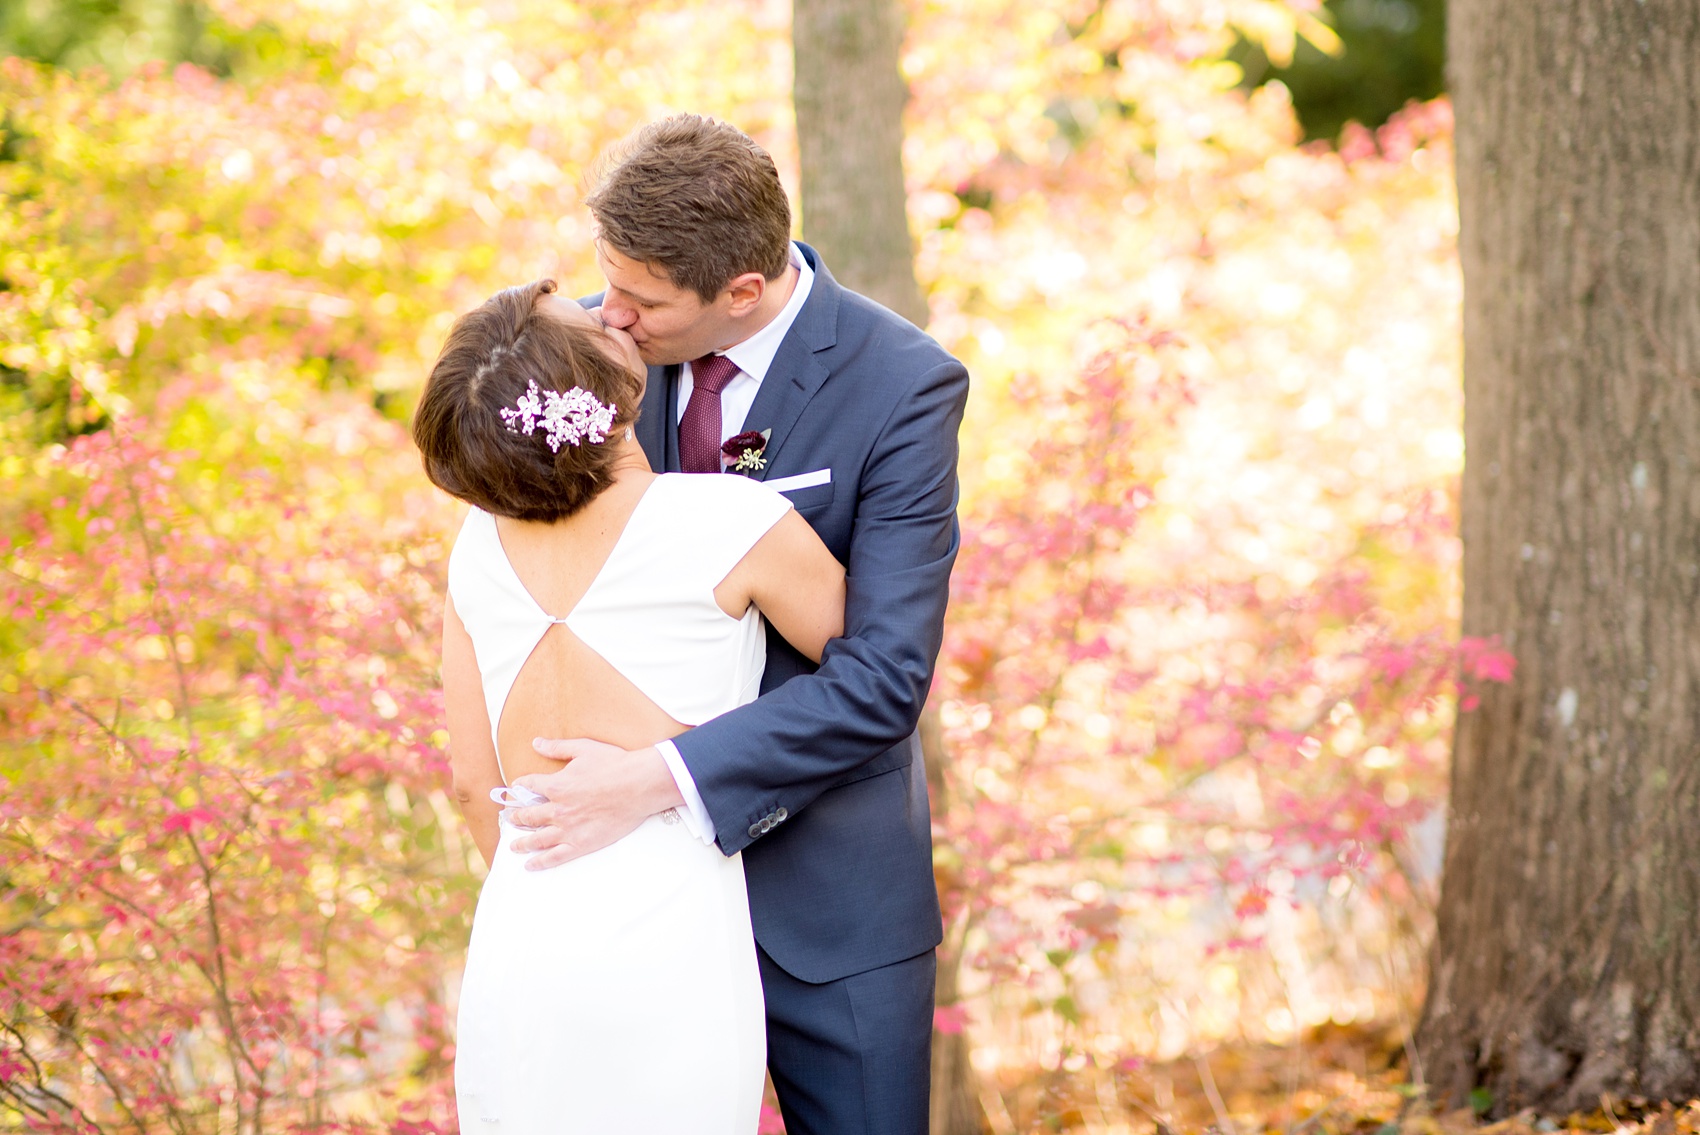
[596,241,687,299]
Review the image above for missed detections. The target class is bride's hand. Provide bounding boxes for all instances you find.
[506,739,686,870]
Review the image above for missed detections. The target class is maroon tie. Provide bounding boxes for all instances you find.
[680,353,741,473]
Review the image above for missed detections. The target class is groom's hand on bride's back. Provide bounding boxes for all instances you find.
[526,736,616,767]
[506,738,685,870]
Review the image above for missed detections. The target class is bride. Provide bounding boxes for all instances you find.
[411,278,845,1132]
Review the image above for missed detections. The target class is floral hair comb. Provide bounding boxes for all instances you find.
[499,379,617,452]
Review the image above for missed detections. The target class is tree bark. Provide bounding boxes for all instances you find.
[921,707,987,1135]
[1419,0,1700,1112]
[792,0,928,327]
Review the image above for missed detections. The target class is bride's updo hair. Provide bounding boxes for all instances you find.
[413,279,643,522]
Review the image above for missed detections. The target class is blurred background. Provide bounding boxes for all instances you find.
[0,0,1472,1130]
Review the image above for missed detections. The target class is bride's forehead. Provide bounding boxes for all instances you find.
[537,293,595,327]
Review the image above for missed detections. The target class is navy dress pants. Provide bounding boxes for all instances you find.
[759,943,936,1135]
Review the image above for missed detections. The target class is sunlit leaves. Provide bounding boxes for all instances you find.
[0,0,1486,1113]
[0,377,465,1131]
[915,2,1468,1063]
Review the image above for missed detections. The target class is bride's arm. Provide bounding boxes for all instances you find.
[443,595,503,866]
[715,510,845,663]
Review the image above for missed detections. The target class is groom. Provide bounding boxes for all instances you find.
[509,115,968,1133]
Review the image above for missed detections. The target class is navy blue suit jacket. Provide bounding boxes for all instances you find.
[620,245,967,984]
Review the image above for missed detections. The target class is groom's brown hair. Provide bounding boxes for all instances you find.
[586,115,792,302]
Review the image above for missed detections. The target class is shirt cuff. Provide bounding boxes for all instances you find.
[656,739,716,846]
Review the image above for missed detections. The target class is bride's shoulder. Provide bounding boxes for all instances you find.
[447,506,500,565]
[449,504,495,542]
[650,473,791,536]
[654,472,786,506]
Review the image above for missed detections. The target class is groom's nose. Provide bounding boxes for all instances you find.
[600,296,638,330]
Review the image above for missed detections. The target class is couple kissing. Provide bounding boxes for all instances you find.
[414,114,969,1134]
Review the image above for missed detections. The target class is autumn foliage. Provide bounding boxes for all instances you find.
[0,381,464,1130]
[2,0,1503,1130]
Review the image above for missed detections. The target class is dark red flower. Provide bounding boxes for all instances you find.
[722,430,767,458]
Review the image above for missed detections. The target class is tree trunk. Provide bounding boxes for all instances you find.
[792,0,928,327]
[1418,0,1700,1113]
[792,3,972,1130]
[921,707,987,1135]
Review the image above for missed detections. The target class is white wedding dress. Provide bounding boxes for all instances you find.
[449,473,790,1134]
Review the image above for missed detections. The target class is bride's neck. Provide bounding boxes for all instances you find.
[505,438,655,532]
[603,435,654,481]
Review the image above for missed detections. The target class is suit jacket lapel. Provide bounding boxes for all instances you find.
[742,243,840,477]
[636,362,682,473]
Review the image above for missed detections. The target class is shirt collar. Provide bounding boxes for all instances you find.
[718,243,814,383]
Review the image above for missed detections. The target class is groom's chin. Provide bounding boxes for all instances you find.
[638,347,686,368]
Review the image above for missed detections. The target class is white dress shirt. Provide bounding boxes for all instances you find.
[674,244,815,434]
[658,243,815,844]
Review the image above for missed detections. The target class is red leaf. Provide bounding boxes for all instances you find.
[162,806,217,834]
[933,1004,971,1035]
[1460,635,1517,683]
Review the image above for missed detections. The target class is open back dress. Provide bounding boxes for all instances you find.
[449,472,791,1134]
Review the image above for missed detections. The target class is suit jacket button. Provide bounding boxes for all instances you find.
[760,819,773,833]
[748,823,762,839]
[775,807,788,822]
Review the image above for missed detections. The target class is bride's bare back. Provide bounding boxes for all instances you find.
[491,474,682,784]
[442,460,845,865]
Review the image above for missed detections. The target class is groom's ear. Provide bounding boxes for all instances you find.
[722,272,767,318]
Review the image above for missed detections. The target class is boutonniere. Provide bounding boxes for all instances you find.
[722,428,771,474]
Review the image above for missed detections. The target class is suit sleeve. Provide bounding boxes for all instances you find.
[672,357,969,854]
